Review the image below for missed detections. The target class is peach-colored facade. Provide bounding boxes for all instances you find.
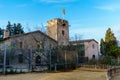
[70,39,99,60]
[84,40,99,60]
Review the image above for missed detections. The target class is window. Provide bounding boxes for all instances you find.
[35,56,41,66]
[18,54,23,63]
[37,44,40,48]
[20,42,23,48]
[92,55,95,59]
[62,23,66,26]
[92,44,94,49]
[62,20,66,26]
[62,30,65,36]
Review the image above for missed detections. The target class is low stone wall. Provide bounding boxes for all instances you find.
[79,64,112,69]
[107,66,120,80]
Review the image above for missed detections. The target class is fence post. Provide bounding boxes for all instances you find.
[30,48,32,72]
[54,63,57,72]
[65,50,67,69]
[76,51,78,67]
[3,44,6,74]
[49,49,51,71]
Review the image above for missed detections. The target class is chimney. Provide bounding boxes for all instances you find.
[3,29,10,38]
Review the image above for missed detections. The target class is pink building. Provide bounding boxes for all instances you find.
[70,39,99,60]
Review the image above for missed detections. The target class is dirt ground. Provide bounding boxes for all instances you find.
[0,68,107,80]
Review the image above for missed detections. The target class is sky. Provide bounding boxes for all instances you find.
[0,0,120,42]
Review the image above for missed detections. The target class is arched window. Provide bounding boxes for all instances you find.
[18,54,23,63]
[92,55,95,59]
[35,55,41,66]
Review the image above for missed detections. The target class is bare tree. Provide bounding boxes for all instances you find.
[69,33,82,41]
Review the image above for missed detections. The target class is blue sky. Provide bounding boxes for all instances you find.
[0,0,120,42]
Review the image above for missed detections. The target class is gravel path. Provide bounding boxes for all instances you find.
[0,73,52,80]
[0,69,106,80]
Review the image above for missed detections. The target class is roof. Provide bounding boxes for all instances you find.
[70,39,98,44]
[1,30,57,43]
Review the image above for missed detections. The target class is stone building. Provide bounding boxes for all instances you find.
[1,18,69,49]
[47,18,69,46]
[1,30,57,49]
[0,30,58,71]
[0,18,70,72]
[70,39,99,60]
[0,18,99,72]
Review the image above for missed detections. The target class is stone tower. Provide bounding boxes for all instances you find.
[47,18,69,46]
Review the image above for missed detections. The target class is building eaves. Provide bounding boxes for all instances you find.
[70,39,98,44]
[1,30,58,43]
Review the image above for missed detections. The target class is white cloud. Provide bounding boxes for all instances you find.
[95,4,120,11]
[36,0,76,3]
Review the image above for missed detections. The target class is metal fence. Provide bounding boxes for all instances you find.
[0,44,89,74]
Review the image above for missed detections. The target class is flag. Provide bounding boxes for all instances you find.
[62,8,66,15]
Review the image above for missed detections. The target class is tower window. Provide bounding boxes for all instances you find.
[62,23,66,26]
[62,20,66,26]
[62,30,65,36]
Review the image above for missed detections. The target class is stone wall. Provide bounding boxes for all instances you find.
[2,31,57,49]
[47,18,69,46]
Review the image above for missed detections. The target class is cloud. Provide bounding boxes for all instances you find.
[36,0,76,3]
[95,4,120,11]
